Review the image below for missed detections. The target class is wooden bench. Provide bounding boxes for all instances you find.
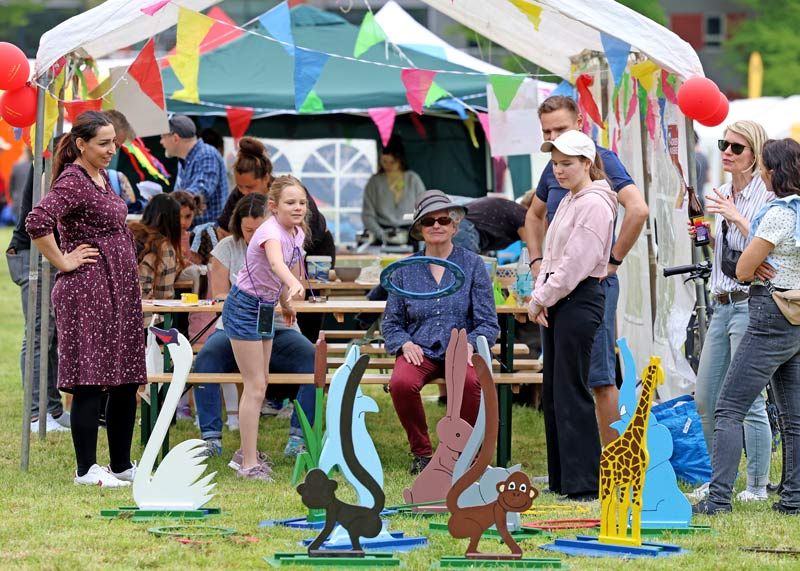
[323,357,542,372]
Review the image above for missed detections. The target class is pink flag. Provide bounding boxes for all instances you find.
[645,97,657,141]
[477,112,491,145]
[141,0,170,16]
[368,107,396,147]
[401,69,436,115]
[625,80,638,126]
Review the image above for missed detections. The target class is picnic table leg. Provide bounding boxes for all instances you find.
[497,314,516,467]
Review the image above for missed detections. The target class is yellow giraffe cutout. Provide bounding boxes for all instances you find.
[598,356,664,546]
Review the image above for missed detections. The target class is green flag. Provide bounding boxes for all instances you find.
[424,81,450,107]
[489,74,525,111]
[353,11,386,58]
[299,90,325,113]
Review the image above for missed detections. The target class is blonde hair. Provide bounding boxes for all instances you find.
[268,174,310,245]
[724,120,768,176]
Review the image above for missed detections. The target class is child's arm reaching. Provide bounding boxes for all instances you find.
[264,239,305,299]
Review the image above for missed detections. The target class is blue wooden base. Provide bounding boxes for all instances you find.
[301,529,428,552]
[540,535,686,558]
[260,509,398,530]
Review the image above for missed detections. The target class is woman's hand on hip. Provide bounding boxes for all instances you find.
[60,244,99,272]
[401,341,425,366]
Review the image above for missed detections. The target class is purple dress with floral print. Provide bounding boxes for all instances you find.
[26,163,146,392]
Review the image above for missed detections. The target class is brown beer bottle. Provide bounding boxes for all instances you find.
[687,185,710,246]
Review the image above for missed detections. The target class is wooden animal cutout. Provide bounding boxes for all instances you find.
[599,356,664,546]
[446,353,537,559]
[297,354,384,555]
[403,329,474,504]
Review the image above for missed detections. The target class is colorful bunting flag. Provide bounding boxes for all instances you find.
[477,112,491,145]
[401,69,436,114]
[299,90,325,113]
[128,39,165,110]
[508,0,543,30]
[464,114,479,148]
[489,74,525,111]
[433,98,467,120]
[226,106,254,142]
[637,83,649,120]
[169,7,215,103]
[600,32,630,87]
[141,0,169,16]
[576,73,604,127]
[368,107,397,146]
[64,99,103,123]
[294,50,329,111]
[658,97,668,143]
[630,60,659,93]
[123,139,170,184]
[259,1,295,56]
[645,96,656,141]
[551,80,576,99]
[424,82,450,107]
[354,11,386,58]
[625,79,638,126]
[661,70,678,104]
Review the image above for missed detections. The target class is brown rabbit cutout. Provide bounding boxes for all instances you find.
[403,329,474,504]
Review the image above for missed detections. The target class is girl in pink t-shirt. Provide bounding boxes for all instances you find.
[221,175,308,480]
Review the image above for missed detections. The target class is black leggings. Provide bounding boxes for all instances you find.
[71,384,139,476]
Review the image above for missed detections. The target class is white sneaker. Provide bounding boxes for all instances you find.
[107,461,137,482]
[55,411,71,428]
[687,482,710,500]
[74,464,130,487]
[226,414,239,431]
[31,414,70,433]
[736,488,768,502]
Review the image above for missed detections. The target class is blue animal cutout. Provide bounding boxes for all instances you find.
[612,338,691,528]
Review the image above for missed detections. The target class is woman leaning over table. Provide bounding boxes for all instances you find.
[26,111,146,487]
[527,130,617,501]
[694,138,800,516]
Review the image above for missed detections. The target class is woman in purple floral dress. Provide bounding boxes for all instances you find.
[26,111,146,487]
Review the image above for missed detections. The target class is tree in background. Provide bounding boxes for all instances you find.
[616,0,666,26]
[0,0,43,29]
[724,0,800,97]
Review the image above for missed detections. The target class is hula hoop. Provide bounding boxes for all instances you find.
[380,256,465,300]
[523,519,600,531]
[148,525,237,538]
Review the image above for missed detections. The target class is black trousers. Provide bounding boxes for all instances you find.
[541,278,605,496]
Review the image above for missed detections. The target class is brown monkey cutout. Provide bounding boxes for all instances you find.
[446,354,538,559]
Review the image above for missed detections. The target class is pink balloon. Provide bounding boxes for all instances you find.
[677,77,722,121]
[698,92,730,127]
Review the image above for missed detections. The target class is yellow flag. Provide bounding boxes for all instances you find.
[748,52,763,99]
[168,7,214,103]
[790,123,800,143]
[630,60,659,92]
[464,115,479,148]
[31,71,64,153]
[508,0,543,31]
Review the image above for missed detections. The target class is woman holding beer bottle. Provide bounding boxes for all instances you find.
[688,120,775,504]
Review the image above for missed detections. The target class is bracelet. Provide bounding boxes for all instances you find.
[529,257,543,267]
[609,254,623,266]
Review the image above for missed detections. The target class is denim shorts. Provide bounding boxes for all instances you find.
[222,285,275,341]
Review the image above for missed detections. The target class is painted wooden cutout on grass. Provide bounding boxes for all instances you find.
[291,332,328,486]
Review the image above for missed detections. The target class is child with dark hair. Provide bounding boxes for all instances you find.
[129,193,183,300]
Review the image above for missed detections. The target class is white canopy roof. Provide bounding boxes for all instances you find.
[418,0,703,81]
[35,0,219,78]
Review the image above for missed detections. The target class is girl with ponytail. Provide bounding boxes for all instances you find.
[217,136,274,234]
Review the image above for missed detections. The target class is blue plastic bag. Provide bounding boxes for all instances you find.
[652,395,711,486]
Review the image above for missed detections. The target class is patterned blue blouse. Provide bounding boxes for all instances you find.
[382,246,500,361]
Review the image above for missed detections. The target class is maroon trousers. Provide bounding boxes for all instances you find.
[389,355,481,457]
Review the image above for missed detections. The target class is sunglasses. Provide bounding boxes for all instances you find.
[420,216,453,227]
[718,140,749,155]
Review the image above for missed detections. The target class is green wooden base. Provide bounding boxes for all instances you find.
[428,522,545,540]
[265,552,401,567]
[640,524,713,536]
[438,556,563,568]
[100,507,221,521]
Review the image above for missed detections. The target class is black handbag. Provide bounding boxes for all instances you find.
[720,220,742,280]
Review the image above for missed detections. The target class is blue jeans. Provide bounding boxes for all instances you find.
[588,274,619,387]
[695,298,771,487]
[709,292,800,506]
[193,328,316,440]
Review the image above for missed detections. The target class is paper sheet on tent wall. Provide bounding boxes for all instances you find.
[486,78,541,158]
[109,66,169,138]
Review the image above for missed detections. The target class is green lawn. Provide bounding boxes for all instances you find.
[0,226,797,569]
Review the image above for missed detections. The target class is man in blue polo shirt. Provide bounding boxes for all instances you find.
[525,95,649,447]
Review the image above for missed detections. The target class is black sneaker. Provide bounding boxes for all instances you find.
[409,455,431,476]
[773,501,800,515]
[692,499,732,515]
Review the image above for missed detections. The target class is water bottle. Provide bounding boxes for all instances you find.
[515,246,533,306]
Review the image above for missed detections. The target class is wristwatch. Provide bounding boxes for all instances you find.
[609,254,623,266]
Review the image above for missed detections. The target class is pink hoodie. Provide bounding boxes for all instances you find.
[531,180,618,308]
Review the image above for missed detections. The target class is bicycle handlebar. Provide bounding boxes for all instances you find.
[663,261,712,277]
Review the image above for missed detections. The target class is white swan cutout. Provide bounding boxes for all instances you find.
[133,327,217,510]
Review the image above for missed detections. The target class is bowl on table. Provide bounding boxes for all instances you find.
[334,267,362,282]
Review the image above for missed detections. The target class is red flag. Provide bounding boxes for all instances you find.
[128,39,165,109]
[226,106,254,143]
[409,113,428,138]
[64,99,103,123]
[401,69,436,115]
[576,73,604,128]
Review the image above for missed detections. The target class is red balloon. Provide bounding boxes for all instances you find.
[698,92,730,127]
[1,85,38,128]
[0,42,30,91]
[677,77,722,121]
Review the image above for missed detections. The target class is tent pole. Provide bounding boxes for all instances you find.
[684,115,706,344]
[21,78,49,470]
[638,104,658,327]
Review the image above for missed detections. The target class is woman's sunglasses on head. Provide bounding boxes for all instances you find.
[420,216,453,227]
[718,140,749,155]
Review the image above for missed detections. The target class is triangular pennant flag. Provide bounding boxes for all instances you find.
[637,82,649,120]
[508,0,543,30]
[477,112,491,145]
[645,96,656,141]
[551,79,576,99]
[128,39,165,109]
[226,106,254,142]
[658,96,668,143]
[259,1,295,56]
[141,0,169,16]
[600,32,630,87]
[354,11,386,58]
[661,70,678,104]
[576,73,604,127]
[433,97,467,120]
[625,79,638,125]
[464,114,479,148]
[410,113,428,138]
[489,74,525,111]
[299,90,325,113]
[401,69,436,114]
[630,60,659,93]
[168,8,215,103]
[424,81,450,107]
[294,50,329,111]
[368,107,397,147]
[64,99,103,124]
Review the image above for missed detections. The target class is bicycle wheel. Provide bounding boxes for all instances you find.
[765,381,786,495]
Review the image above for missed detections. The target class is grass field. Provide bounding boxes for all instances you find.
[0,226,798,569]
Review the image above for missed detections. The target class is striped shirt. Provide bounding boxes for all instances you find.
[710,175,773,295]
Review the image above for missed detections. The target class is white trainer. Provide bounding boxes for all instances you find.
[108,461,137,482]
[31,414,70,433]
[74,464,130,487]
[687,482,710,500]
[736,488,768,502]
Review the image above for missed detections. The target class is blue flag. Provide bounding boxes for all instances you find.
[433,98,468,120]
[258,1,295,56]
[550,80,576,100]
[294,49,329,111]
[601,32,630,87]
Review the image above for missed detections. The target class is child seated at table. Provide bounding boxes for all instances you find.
[129,193,183,300]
